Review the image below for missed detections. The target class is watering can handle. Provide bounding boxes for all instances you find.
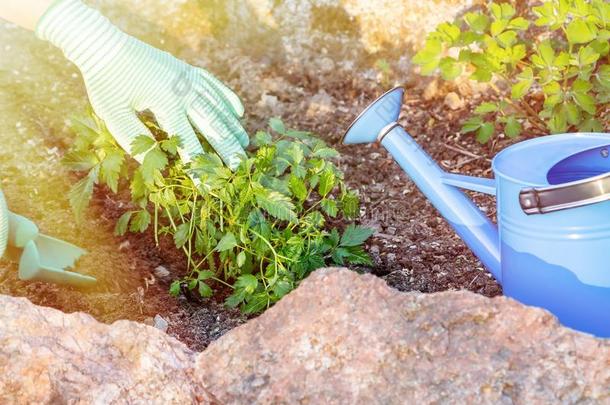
[520,172,610,215]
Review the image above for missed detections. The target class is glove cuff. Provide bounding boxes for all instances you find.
[36,0,130,76]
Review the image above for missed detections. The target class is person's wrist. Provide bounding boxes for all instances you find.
[35,0,130,75]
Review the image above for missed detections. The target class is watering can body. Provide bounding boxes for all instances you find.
[344,87,610,337]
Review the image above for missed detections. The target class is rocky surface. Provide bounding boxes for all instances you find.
[93,0,481,77]
[198,268,610,404]
[0,295,216,404]
[1,268,609,404]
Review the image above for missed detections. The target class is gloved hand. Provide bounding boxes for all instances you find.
[36,0,249,169]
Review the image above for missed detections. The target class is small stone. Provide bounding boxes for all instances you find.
[154,266,170,279]
[306,90,334,118]
[153,314,169,333]
[118,240,130,251]
[423,79,439,101]
[444,92,465,110]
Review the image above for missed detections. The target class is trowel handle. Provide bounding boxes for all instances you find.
[520,172,610,215]
[8,213,39,248]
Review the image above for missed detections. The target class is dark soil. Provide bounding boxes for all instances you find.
[90,72,516,352]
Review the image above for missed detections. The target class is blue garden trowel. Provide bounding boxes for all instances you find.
[0,190,96,287]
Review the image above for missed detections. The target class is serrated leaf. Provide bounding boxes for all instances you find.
[243,293,268,314]
[340,191,360,219]
[269,117,286,134]
[578,45,600,66]
[313,147,339,159]
[174,223,191,248]
[439,57,462,80]
[160,136,181,155]
[216,232,237,252]
[321,199,338,218]
[289,175,307,201]
[131,135,156,156]
[225,289,246,308]
[344,246,373,266]
[141,147,168,184]
[598,65,610,88]
[236,251,246,268]
[254,130,272,146]
[198,282,213,298]
[505,116,522,138]
[508,17,529,30]
[497,30,517,48]
[235,274,259,293]
[169,280,181,297]
[490,19,508,36]
[197,270,215,281]
[578,116,603,132]
[272,279,292,299]
[511,79,532,99]
[318,169,336,197]
[115,211,133,236]
[129,210,151,233]
[474,102,498,114]
[413,38,443,75]
[63,151,98,172]
[562,102,581,125]
[68,167,99,222]
[340,225,375,247]
[461,116,483,133]
[464,12,490,33]
[476,122,495,144]
[537,41,555,65]
[100,150,124,193]
[255,189,297,222]
[436,22,461,44]
[573,92,596,115]
[566,20,597,44]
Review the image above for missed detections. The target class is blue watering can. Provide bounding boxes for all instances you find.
[344,87,610,337]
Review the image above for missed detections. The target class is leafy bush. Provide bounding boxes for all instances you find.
[414,0,610,143]
[64,113,373,313]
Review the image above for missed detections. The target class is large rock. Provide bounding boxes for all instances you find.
[197,268,610,404]
[0,296,216,404]
[91,0,480,76]
[1,268,609,404]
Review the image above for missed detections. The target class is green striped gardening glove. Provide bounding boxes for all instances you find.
[0,190,8,258]
[36,0,249,169]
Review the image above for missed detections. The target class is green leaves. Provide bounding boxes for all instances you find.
[131,135,156,155]
[66,115,371,316]
[461,116,495,144]
[415,0,608,143]
[413,38,443,75]
[340,225,375,247]
[504,116,522,138]
[566,19,597,44]
[68,167,99,222]
[318,169,336,197]
[255,188,298,222]
[216,232,237,252]
[439,57,462,81]
[512,67,534,99]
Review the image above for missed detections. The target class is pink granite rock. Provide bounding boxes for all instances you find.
[197,268,610,404]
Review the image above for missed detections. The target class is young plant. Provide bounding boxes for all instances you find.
[64,113,373,313]
[414,0,610,143]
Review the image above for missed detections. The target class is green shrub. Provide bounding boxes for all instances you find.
[414,0,610,143]
[64,113,373,313]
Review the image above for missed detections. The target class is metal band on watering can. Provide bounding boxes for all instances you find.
[520,171,610,215]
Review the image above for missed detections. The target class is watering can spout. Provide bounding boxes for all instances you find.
[343,87,502,282]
